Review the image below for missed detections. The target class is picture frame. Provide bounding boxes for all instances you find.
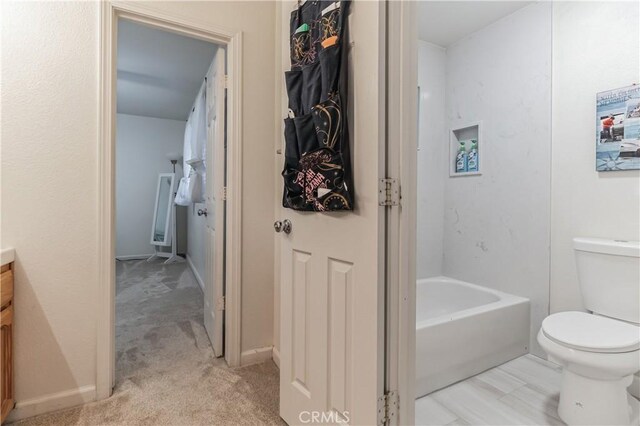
[596,84,640,171]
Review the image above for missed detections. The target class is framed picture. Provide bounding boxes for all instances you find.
[596,84,640,171]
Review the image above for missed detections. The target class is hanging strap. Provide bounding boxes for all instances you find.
[296,0,303,28]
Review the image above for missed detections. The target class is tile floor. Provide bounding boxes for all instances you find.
[416,355,565,426]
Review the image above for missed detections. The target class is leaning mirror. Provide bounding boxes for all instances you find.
[150,173,176,246]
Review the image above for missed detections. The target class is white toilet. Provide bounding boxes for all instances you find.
[538,237,640,426]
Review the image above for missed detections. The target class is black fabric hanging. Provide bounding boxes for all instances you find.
[281,0,353,212]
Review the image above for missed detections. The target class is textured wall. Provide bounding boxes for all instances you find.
[1,0,276,418]
[1,0,100,409]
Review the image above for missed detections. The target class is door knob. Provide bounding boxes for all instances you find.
[197,208,208,217]
[281,219,292,234]
[274,219,292,234]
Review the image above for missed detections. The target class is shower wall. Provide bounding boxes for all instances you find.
[416,41,446,279]
[418,3,552,356]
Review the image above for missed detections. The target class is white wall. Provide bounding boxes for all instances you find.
[1,1,100,416]
[1,1,275,419]
[441,3,552,356]
[416,41,447,279]
[115,113,186,258]
[550,1,640,314]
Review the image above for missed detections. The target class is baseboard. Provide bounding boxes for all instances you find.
[240,346,273,366]
[272,346,280,369]
[6,385,96,422]
[186,254,204,292]
[115,254,153,261]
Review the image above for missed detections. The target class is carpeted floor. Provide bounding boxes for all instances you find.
[12,259,282,426]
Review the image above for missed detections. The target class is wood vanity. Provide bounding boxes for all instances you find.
[0,249,14,424]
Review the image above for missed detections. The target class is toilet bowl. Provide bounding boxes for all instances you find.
[537,312,640,425]
[538,238,640,425]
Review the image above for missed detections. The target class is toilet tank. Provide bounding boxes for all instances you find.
[574,238,640,324]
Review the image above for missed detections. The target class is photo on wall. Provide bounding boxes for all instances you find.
[596,84,640,171]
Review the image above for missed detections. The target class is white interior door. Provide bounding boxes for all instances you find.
[278,2,386,425]
[204,47,226,357]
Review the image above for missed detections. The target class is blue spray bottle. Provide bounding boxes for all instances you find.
[467,139,478,172]
[455,141,467,173]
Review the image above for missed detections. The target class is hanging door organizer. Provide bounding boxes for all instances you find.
[281,0,353,212]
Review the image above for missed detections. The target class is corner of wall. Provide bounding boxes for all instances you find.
[7,385,97,423]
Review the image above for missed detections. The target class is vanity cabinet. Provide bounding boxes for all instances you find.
[0,263,13,424]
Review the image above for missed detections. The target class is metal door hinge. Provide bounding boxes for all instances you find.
[222,186,228,201]
[377,390,398,425]
[216,296,225,311]
[224,75,229,89]
[378,178,400,207]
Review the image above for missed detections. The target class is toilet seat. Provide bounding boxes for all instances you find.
[542,311,640,353]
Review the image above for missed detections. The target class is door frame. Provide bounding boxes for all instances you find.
[97,1,244,399]
[386,1,418,424]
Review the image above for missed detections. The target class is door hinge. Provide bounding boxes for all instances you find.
[216,296,225,311]
[377,390,398,425]
[378,178,400,207]
[224,74,228,89]
[222,186,228,201]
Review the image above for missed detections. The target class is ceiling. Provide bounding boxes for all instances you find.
[117,20,218,121]
[417,1,533,47]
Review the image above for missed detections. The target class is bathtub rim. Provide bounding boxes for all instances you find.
[416,275,530,329]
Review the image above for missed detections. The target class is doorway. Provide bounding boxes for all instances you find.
[387,1,566,425]
[97,2,243,399]
[114,17,224,388]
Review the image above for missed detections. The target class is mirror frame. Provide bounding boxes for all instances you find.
[150,172,176,247]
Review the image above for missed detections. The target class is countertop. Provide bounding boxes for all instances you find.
[1,248,15,266]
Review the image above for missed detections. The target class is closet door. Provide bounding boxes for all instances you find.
[204,47,226,357]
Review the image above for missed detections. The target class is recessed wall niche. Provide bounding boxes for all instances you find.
[449,122,481,177]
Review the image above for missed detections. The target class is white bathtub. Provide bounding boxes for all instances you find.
[415,276,530,398]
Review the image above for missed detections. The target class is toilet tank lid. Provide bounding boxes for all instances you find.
[573,238,640,258]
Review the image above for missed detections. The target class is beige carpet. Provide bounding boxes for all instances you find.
[12,259,282,426]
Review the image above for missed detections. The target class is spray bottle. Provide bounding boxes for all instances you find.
[467,139,478,172]
[455,141,467,173]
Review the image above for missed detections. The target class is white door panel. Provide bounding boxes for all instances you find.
[204,46,226,357]
[279,1,386,424]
